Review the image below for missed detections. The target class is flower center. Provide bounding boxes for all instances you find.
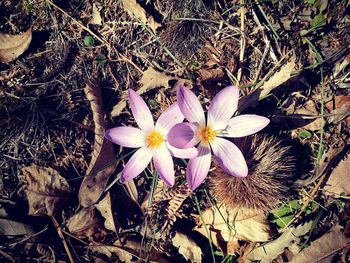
[146,130,164,148]
[198,127,216,143]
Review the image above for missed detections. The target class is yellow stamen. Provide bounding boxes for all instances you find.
[146,130,164,148]
[198,127,216,143]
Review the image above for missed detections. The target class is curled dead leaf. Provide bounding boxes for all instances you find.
[79,80,117,207]
[121,0,160,32]
[139,67,174,91]
[95,192,119,232]
[66,207,106,239]
[0,29,32,63]
[89,244,133,262]
[194,204,271,254]
[172,232,202,263]
[325,96,350,124]
[197,67,224,83]
[285,98,321,131]
[89,3,102,25]
[20,165,72,216]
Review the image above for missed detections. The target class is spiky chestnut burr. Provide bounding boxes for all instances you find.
[211,134,297,214]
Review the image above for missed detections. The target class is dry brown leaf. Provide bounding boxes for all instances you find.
[89,244,133,262]
[121,0,160,32]
[21,165,72,216]
[290,225,350,263]
[90,242,170,263]
[325,96,350,124]
[238,54,296,111]
[287,99,321,131]
[66,207,105,239]
[139,67,174,91]
[324,154,350,198]
[194,204,271,254]
[299,144,345,186]
[0,218,34,236]
[333,54,350,78]
[0,29,32,63]
[89,3,102,25]
[95,192,119,232]
[111,67,180,117]
[244,221,312,263]
[79,80,117,207]
[172,232,202,263]
[113,239,172,263]
[197,67,225,83]
[125,179,139,204]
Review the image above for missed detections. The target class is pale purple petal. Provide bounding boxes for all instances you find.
[210,137,248,177]
[128,89,154,131]
[121,147,152,183]
[186,144,211,191]
[167,122,200,149]
[166,143,198,159]
[222,115,270,138]
[156,103,184,133]
[207,86,240,130]
[153,145,175,187]
[105,127,145,148]
[177,86,205,126]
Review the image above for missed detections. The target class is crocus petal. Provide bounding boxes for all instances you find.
[105,127,145,148]
[166,143,198,159]
[186,144,211,191]
[121,147,152,183]
[222,115,270,138]
[156,103,184,133]
[153,145,175,187]
[177,86,205,126]
[167,122,200,149]
[210,137,248,177]
[128,89,154,131]
[207,86,240,130]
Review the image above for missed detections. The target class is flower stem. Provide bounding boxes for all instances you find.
[194,194,216,263]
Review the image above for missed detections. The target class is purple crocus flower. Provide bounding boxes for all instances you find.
[168,86,270,191]
[105,89,197,187]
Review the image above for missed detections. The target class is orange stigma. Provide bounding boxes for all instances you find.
[198,127,216,143]
[146,130,164,148]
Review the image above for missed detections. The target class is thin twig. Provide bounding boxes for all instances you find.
[5,226,48,248]
[194,194,216,263]
[51,216,75,263]
[271,111,350,119]
[236,0,246,85]
[253,37,270,83]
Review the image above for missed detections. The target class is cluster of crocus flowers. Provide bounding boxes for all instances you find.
[105,86,270,191]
